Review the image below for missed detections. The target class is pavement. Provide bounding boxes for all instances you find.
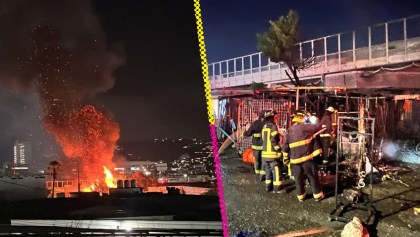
[219,149,420,237]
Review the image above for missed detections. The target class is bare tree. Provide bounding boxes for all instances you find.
[257,10,315,86]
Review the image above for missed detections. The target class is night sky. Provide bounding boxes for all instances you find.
[202,0,420,63]
[0,0,209,164]
[92,0,209,141]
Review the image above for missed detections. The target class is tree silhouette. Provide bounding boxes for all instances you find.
[257,10,315,86]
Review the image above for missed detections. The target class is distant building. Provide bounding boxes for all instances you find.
[192,164,206,173]
[156,161,168,172]
[14,141,32,166]
[113,160,160,177]
[2,161,29,176]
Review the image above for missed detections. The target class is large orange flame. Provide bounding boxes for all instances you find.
[44,105,119,191]
[104,166,115,188]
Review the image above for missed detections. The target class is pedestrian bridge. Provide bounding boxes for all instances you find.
[208,15,420,90]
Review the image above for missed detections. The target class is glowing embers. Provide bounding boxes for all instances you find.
[44,105,120,192]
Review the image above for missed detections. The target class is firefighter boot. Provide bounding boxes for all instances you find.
[260,170,266,182]
[265,180,273,192]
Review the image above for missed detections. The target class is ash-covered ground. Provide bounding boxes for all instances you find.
[220,149,420,237]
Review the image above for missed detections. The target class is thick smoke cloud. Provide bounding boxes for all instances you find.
[0,0,124,98]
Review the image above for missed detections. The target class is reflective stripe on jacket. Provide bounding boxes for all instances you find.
[261,121,281,159]
[282,123,322,164]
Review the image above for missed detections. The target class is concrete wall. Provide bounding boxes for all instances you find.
[0,176,47,200]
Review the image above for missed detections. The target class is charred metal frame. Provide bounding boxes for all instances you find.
[237,98,291,151]
[329,117,376,224]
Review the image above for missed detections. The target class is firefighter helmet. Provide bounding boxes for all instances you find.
[326,106,335,112]
[292,109,306,123]
[263,109,277,119]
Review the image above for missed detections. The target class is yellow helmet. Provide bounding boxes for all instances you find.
[292,110,305,123]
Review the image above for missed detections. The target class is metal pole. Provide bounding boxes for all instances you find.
[295,88,300,110]
[335,117,341,208]
[275,86,347,90]
[368,27,372,66]
[227,60,229,78]
[352,31,356,66]
[370,118,375,202]
[324,37,327,71]
[346,91,349,112]
[77,160,80,193]
[385,23,389,63]
[52,168,56,199]
[225,61,230,87]
[299,43,303,61]
[338,34,341,71]
[234,59,236,81]
[250,56,253,80]
[404,18,408,61]
[311,40,315,73]
[242,57,245,84]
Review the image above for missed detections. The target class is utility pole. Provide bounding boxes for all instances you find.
[48,160,60,199]
[77,159,80,193]
[52,167,56,198]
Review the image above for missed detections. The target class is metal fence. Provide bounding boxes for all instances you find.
[209,15,420,89]
[237,98,290,151]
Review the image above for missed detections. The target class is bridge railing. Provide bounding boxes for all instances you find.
[209,14,420,89]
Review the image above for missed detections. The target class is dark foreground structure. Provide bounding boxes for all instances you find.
[0,194,223,236]
[221,151,420,237]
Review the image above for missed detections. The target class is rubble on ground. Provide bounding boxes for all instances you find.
[219,149,420,237]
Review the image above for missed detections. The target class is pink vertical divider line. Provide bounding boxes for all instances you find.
[209,124,229,237]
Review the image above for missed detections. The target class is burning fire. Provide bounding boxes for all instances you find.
[23,26,123,193]
[82,183,96,192]
[44,105,120,190]
[104,166,116,188]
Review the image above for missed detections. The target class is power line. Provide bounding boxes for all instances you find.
[0,179,48,191]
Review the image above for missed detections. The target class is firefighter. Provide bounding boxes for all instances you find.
[261,109,284,193]
[319,106,335,164]
[282,110,326,202]
[243,111,266,181]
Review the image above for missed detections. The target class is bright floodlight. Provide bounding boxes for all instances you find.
[309,116,317,124]
[383,142,398,157]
